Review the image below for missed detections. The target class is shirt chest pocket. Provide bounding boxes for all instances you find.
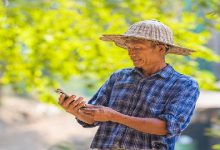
[109,82,136,111]
[112,81,135,90]
[147,96,167,116]
[110,82,135,100]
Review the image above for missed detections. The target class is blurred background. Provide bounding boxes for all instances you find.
[1,0,220,150]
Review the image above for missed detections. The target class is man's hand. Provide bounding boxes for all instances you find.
[82,105,117,122]
[58,94,86,116]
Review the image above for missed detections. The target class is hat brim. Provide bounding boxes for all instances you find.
[100,34,195,56]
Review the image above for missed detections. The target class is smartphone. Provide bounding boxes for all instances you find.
[55,88,70,101]
[55,88,86,108]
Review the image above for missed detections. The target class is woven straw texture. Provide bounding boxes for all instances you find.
[100,20,195,55]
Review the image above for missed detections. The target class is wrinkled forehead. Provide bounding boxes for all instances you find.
[125,39,152,47]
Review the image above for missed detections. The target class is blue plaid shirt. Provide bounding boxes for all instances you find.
[77,64,200,150]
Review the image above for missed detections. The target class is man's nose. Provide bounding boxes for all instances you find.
[128,48,136,56]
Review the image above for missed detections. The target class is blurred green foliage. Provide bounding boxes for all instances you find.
[0,0,220,103]
[206,119,220,150]
[191,1,220,149]
[190,0,220,30]
[213,145,220,150]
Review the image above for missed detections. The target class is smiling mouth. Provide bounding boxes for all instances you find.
[133,59,141,62]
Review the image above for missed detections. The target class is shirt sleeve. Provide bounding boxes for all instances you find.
[158,79,200,138]
[76,71,118,127]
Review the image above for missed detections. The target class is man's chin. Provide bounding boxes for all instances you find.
[133,63,142,68]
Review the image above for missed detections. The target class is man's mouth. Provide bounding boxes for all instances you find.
[133,59,141,63]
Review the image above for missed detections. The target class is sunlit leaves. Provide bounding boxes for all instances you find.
[0,0,220,103]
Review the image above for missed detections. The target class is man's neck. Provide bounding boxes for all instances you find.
[142,62,167,77]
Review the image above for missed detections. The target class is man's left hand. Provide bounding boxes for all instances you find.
[82,105,117,122]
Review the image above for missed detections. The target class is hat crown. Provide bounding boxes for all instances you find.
[100,19,195,55]
[124,20,174,45]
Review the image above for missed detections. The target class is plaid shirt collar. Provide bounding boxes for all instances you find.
[132,64,174,79]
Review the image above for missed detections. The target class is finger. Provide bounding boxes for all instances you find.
[58,94,65,105]
[81,110,95,117]
[82,110,95,115]
[62,95,76,108]
[75,101,86,110]
[93,105,103,108]
[85,104,101,109]
[83,106,102,110]
[85,104,93,107]
[82,108,97,114]
[82,103,87,108]
[69,97,84,109]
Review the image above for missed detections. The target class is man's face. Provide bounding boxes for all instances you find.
[125,40,164,68]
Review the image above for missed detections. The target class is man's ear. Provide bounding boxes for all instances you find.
[158,45,166,55]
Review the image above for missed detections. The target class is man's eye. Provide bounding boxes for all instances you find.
[134,48,141,51]
[127,47,141,51]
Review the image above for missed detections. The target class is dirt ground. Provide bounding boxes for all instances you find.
[0,95,98,150]
[1,90,220,150]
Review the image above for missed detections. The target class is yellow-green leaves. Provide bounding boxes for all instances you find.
[0,0,220,103]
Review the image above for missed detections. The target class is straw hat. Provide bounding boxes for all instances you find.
[100,20,195,55]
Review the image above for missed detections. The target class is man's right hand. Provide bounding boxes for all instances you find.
[58,94,86,116]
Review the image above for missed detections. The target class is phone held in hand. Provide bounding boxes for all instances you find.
[55,88,70,101]
[55,88,86,108]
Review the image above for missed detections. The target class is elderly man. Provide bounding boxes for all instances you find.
[58,20,200,150]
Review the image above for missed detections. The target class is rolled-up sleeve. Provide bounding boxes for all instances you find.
[158,79,200,138]
[77,72,118,127]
